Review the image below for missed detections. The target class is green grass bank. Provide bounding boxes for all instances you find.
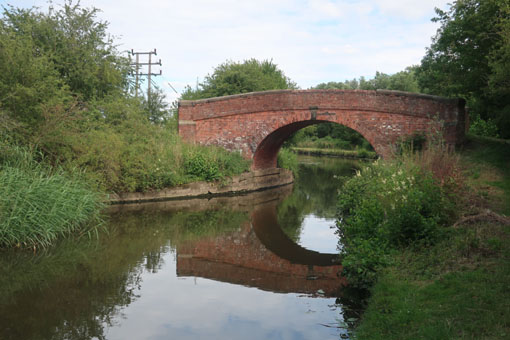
[345,136,510,339]
[290,146,377,159]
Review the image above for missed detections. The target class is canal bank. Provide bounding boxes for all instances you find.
[109,168,294,204]
[350,136,510,339]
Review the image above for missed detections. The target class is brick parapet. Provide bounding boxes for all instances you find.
[179,89,462,122]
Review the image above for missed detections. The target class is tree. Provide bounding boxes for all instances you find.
[181,59,298,100]
[0,7,69,129]
[416,0,510,138]
[141,86,171,124]
[313,81,352,90]
[0,1,134,137]
[0,3,131,105]
[313,67,419,93]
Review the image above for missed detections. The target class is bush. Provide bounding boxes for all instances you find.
[277,148,298,176]
[337,147,460,288]
[356,148,371,159]
[184,150,221,181]
[469,115,500,138]
[183,145,250,182]
[29,106,251,192]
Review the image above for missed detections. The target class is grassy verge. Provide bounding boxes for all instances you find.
[290,147,377,159]
[0,145,105,248]
[351,136,510,339]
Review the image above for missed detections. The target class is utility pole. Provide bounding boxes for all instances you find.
[130,49,162,100]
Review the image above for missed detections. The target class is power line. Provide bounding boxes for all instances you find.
[130,49,162,99]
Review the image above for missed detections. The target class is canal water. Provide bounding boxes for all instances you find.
[0,155,361,340]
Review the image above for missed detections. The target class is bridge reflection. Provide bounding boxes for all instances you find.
[173,185,346,297]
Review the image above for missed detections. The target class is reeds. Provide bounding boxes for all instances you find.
[0,146,105,248]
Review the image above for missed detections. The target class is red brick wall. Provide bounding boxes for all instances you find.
[179,89,466,169]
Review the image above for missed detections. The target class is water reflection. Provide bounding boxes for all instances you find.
[0,156,361,340]
[178,199,345,297]
[278,156,360,252]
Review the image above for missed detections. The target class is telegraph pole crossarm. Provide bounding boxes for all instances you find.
[130,49,161,99]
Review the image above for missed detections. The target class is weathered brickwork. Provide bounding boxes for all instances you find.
[179,89,466,169]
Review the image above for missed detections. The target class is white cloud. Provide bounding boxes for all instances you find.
[2,0,451,100]
[372,0,447,19]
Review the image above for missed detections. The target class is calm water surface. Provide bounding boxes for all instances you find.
[0,155,361,340]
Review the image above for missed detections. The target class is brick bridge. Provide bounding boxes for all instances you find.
[179,89,466,169]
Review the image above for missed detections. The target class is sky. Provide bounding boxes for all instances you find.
[2,0,451,102]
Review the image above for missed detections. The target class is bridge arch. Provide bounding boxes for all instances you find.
[179,89,466,169]
[252,120,378,169]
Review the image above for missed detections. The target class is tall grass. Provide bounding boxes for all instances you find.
[0,145,105,248]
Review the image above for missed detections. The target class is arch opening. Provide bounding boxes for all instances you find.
[252,120,378,170]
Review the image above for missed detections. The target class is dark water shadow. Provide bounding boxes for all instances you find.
[252,202,340,266]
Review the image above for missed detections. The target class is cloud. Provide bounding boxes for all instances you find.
[1,0,451,100]
[372,0,447,19]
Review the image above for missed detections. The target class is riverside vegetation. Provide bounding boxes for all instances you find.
[0,2,252,248]
[336,136,510,339]
[331,1,510,336]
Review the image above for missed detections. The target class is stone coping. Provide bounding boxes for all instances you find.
[179,89,461,106]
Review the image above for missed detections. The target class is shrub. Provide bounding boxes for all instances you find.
[337,146,460,288]
[356,148,371,159]
[469,115,500,138]
[184,150,220,181]
[277,148,298,176]
[183,145,250,183]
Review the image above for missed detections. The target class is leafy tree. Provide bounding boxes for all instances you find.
[314,81,353,90]
[416,0,510,138]
[0,1,131,132]
[382,67,420,93]
[181,59,297,100]
[141,86,171,124]
[35,1,130,100]
[0,7,69,129]
[313,67,419,93]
